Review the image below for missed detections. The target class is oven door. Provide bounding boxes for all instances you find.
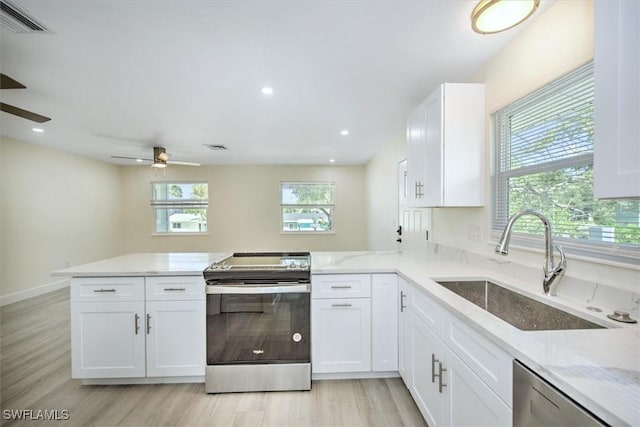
[206,283,310,365]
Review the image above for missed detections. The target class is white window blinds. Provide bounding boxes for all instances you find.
[492,61,639,264]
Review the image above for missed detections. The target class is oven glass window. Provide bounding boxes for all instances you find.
[206,292,310,365]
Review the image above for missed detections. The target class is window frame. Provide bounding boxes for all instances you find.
[150,181,209,236]
[280,181,336,234]
[491,61,639,266]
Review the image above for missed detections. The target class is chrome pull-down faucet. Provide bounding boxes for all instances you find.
[495,209,566,296]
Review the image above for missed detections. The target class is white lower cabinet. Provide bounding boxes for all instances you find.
[398,277,412,382]
[442,346,511,427]
[311,298,371,373]
[410,309,444,427]
[311,273,398,375]
[71,276,205,380]
[371,274,398,372]
[401,282,513,427]
[71,301,146,378]
[145,300,205,377]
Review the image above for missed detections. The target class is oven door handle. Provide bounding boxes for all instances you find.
[206,283,310,294]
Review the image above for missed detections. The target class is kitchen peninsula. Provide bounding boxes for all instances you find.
[54,248,640,427]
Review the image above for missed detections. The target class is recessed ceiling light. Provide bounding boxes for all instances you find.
[329,159,336,163]
[32,127,44,133]
[340,129,349,136]
[261,87,274,95]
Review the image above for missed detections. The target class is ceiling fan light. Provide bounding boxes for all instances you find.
[151,162,167,168]
[471,0,539,35]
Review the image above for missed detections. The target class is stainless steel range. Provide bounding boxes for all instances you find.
[203,252,311,393]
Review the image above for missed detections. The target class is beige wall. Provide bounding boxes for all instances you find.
[0,137,122,298]
[365,138,406,250]
[119,164,367,253]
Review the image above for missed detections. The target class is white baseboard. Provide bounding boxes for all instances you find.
[0,278,70,307]
[82,376,205,385]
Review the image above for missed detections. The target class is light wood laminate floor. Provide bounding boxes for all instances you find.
[1,288,427,427]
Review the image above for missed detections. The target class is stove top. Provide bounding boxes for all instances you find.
[204,252,311,284]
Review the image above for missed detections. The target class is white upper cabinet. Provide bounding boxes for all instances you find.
[406,83,485,207]
[594,0,640,199]
[407,100,428,206]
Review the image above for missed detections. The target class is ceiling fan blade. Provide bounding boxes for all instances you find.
[0,74,26,89]
[167,160,201,167]
[0,102,51,123]
[110,155,153,162]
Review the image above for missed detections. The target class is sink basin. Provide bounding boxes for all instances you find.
[435,280,606,331]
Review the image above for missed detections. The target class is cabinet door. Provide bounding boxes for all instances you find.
[407,101,428,207]
[423,86,444,207]
[442,346,511,427]
[398,278,412,384]
[594,0,640,198]
[410,310,443,427]
[371,274,398,372]
[311,298,371,373]
[71,301,146,378]
[146,300,206,377]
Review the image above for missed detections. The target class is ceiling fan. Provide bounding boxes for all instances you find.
[0,73,51,123]
[111,146,201,168]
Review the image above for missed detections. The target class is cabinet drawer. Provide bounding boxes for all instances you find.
[410,287,443,335]
[311,274,371,299]
[444,314,512,406]
[71,277,144,302]
[145,276,205,301]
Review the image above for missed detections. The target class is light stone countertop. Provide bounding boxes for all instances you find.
[312,250,640,427]
[52,252,231,277]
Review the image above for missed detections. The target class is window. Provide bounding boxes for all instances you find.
[280,182,335,233]
[493,61,639,263]
[151,182,208,234]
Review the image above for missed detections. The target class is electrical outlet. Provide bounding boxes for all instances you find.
[468,224,482,241]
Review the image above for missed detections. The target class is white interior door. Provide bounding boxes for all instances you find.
[398,159,431,250]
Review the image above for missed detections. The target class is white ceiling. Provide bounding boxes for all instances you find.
[0,0,551,166]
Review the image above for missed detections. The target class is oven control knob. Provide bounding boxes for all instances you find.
[292,332,303,343]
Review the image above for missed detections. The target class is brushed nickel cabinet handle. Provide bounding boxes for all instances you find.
[431,353,438,383]
[331,303,353,308]
[146,313,151,334]
[438,362,447,393]
[163,287,186,292]
[400,291,406,312]
[331,285,352,289]
[134,314,140,335]
[93,288,116,293]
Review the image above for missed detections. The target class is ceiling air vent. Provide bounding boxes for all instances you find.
[0,0,47,33]
[204,144,228,151]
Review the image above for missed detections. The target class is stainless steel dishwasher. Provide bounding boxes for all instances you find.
[513,360,608,427]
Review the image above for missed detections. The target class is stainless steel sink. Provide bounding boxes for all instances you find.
[435,280,606,331]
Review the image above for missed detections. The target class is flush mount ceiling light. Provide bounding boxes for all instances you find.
[261,86,274,95]
[340,129,349,136]
[32,127,44,133]
[471,0,540,35]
